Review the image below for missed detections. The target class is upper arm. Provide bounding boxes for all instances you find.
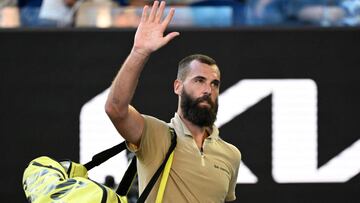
[107,105,144,147]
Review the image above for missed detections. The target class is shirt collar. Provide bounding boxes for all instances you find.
[169,113,219,140]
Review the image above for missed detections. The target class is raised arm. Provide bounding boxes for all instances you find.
[105,1,179,146]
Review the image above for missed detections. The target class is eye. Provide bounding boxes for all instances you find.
[211,81,220,88]
[194,78,205,83]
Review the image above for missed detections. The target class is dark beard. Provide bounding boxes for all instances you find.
[180,89,218,127]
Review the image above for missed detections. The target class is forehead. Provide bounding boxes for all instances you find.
[185,60,220,80]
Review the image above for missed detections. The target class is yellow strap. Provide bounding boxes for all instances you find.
[119,196,128,203]
[155,151,174,203]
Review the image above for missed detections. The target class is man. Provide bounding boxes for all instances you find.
[105,1,241,202]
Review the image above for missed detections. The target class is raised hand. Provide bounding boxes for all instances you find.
[132,1,180,56]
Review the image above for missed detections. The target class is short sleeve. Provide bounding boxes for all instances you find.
[127,115,171,165]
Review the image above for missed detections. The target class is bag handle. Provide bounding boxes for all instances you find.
[116,155,137,196]
[83,142,127,170]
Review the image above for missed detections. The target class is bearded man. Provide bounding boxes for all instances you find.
[105,1,241,202]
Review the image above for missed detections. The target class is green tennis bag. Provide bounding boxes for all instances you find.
[22,129,177,203]
[23,156,127,203]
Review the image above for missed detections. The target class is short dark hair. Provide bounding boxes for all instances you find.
[177,54,217,81]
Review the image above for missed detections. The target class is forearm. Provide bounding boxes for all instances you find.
[106,49,149,118]
[105,1,178,144]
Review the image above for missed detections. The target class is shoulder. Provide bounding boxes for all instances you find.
[134,115,172,162]
[217,138,241,165]
[142,115,169,132]
[141,115,172,140]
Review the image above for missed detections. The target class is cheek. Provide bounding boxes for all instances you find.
[211,94,218,103]
[184,85,200,97]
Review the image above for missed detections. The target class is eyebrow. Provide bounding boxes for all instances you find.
[192,76,221,84]
[193,76,206,80]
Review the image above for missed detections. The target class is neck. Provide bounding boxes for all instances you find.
[177,111,209,149]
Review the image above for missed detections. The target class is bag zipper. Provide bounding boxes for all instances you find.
[32,161,67,180]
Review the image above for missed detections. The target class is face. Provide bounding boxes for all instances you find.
[180,87,218,127]
[175,60,221,127]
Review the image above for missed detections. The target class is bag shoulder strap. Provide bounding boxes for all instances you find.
[155,146,175,203]
[83,128,177,202]
[136,128,177,203]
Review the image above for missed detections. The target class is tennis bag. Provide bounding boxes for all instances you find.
[22,128,177,203]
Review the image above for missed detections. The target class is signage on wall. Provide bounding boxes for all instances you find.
[80,79,360,184]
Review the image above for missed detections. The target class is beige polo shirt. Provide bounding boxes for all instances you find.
[128,113,241,203]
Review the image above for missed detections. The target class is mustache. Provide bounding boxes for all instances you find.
[194,95,214,106]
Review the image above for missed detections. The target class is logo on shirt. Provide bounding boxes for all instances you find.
[214,164,230,176]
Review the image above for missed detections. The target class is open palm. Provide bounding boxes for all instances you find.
[133,1,180,56]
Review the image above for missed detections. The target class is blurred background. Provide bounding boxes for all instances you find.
[1,0,359,203]
[1,0,360,28]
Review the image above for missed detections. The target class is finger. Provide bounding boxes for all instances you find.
[148,1,159,22]
[162,7,175,27]
[163,32,180,44]
[141,5,149,22]
[155,1,166,23]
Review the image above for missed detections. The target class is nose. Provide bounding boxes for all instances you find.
[203,83,212,95]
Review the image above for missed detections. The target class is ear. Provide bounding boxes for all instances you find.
[174,79,182,95]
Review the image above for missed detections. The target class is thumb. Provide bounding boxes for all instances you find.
[163,32,180,44]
